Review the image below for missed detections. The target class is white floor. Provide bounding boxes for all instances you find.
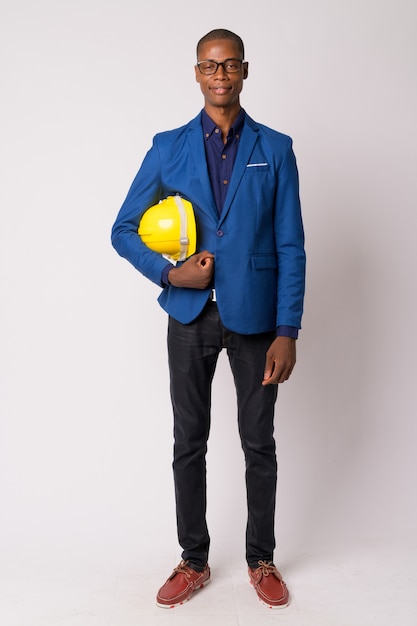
[1,539,416,626]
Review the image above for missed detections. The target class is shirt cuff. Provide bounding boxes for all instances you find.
[276,325,298,339]
[161,263,174,286]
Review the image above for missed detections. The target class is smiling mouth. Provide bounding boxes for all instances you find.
[211,86,231,94]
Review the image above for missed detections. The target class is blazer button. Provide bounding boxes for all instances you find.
[216,229,224,237]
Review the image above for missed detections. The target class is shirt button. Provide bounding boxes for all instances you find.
[215,128,220,134]
[223,179,228,185]
[217,230,224,237]
[222,154,227,160]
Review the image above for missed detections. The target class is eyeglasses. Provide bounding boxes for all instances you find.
[196,58,245,75]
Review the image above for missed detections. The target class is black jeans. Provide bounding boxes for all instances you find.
[167,301,279,570]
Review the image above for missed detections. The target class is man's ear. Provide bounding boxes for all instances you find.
[243,62,249,80]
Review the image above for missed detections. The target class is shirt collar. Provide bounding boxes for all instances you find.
[201,108,245,140]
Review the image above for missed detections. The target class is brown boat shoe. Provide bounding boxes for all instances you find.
[156,560,210,608]
[248,560,289,609]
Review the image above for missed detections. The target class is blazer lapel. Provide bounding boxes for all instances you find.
[219,115,259,224]
[186,115,218,219]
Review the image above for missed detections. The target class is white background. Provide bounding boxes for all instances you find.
[1,0,416,621]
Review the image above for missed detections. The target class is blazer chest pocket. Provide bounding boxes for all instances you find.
[251,253,277,270]
[245,163,269,173]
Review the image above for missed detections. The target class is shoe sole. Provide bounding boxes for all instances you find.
[156,578,210,609]
[257,596,290,610]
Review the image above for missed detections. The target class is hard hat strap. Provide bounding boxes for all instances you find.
[174,195,189,262]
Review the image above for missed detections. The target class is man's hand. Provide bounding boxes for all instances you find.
[262,336,296,385]
[167,251,215,289]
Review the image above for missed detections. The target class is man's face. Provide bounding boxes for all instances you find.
[195,39,248,110]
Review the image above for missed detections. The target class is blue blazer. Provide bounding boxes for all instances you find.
[111,111,306,335]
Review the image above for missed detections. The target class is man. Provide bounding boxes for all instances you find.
[111,28,306,610]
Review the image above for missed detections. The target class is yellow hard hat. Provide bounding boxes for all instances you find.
[138,196,197,262]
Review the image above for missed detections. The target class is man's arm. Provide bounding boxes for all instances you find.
[263,137,305,385]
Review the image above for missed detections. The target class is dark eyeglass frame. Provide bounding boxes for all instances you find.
[196,58,245,75]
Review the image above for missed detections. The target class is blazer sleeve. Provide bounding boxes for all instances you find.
[274,139,306,328]
[111,137,171,286]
